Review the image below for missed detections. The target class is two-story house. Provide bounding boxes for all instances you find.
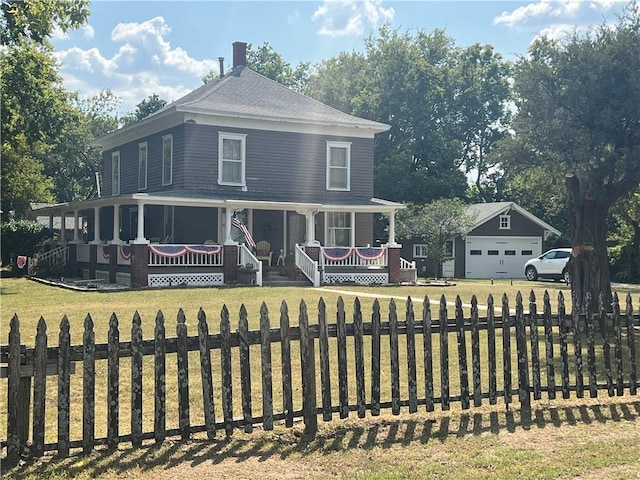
[31,42,408,288]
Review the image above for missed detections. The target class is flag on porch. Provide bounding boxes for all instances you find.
[232,215,256,249]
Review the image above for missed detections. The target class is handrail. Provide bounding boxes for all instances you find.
[400,257,416,270]
[295,244,320,287]
[238,243,262,286]
[35,245,69,266]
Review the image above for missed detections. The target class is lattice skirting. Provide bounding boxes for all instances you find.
[323,272,389,285]
[116,272,131,287]
[148,272,225,288]
[95,270,110,282]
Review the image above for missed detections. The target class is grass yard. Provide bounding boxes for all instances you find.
[2,277,640,479]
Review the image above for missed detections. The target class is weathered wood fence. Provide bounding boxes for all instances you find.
[2,291,638,460]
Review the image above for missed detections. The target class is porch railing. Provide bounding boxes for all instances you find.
[36,245,68,267]
[295,244,320,286]
[238,244,262,286]
[400,257,416,270]
[148,244,224,267]
[320,246,387,268]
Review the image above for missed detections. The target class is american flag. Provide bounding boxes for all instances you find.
[232,215,256,249]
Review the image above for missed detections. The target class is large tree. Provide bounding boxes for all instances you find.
[121,93,167,126]
[511,4,640,308]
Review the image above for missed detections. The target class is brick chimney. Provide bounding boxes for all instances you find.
[232,41,247,69]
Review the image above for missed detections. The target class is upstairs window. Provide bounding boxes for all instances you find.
[111,151,120,196]
[218,132,246,186]
[326,141,350,191]
[499,214,511,230]
[138,142,147,190]
[162,134,173,186]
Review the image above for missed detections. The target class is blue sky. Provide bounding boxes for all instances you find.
[50,0,629,115]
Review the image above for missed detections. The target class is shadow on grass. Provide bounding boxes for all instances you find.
[3,398,639,479]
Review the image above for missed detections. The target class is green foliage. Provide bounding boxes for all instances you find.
[0,218,52,266]
[396,198,476,277]
[247,42,311,92]
[121,93,167,126]
[1,0,89,46]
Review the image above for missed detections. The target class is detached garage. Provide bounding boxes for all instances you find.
[402,202,563,280]
[460,203,561,279]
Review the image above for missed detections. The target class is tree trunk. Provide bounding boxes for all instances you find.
[565,173,612,312]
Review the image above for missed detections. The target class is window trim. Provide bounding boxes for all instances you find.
[162,134,173,186]
[326,141,351,191]
[138,142,148,191]
[499,214,511,230]
[413,244,429,258]
[218,132,247,187]
[111,151,120,196]
[326,212,351,247]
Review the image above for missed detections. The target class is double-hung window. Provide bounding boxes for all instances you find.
[138,142,147,190]
[327,212,351,246]
[162,134,173,186]
[218,132,246,186]
[326,141,351,191]
[111,151,120,196]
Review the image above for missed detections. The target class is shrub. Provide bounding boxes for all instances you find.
[0,219,52,267]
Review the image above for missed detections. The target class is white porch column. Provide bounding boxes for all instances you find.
[305,210,316,245]
[60,212,66,244]
[224,208,235,244]
[72,210,80,243]
[110,205,122,244]
[350,211,356,247]
[133,203,148,244]
[388,211,397,246]
[91,207,101,244]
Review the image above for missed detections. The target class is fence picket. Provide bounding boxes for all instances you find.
[584,294,598,398]
[260,302,274,431]
[406,297,418,414]
[299,300,317,434]
[487,295,497,405]
[501,294,512,407]
[470,296,482,407]
[220,305,233,436]
[239,305,253,433]
[613,294,624,396]
[336,297,348,419]
[154,310,166,443]
[558,292,570,399]
[543,291,556,400]
[439,295,450,411]
[389,299,400,415]
[131,312,143,447]
[529,292,541,401]
[455,296,470,410]
[57,315,71,458]
[626,294,637,395]
[280,301,294,427]
[571,292,584,398]
[176,309,190,439]
[198,308,216,439]
[515,292,530,408]
[423,295,434,412]
[107,313,120,447]
[83,314,96,454]
[354,298,366,418]
[599,295,614,397]
[6,315,21,460]
[371,299,382,416]
[32,317,47,458]
[318,298,332,421]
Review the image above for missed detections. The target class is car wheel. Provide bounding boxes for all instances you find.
[525,266,538,281]
[563,269,571,284]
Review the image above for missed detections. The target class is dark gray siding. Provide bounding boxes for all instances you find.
[469,210,544,237]
[355,213,373,246]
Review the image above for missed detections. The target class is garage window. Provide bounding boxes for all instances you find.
[505,250,516,255]
[488,250,499,255]
[522,250,533,256]
[470,250,482,255]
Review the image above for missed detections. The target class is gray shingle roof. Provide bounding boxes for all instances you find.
[155,66,389,131]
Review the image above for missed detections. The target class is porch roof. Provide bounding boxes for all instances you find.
[30,190,405,216]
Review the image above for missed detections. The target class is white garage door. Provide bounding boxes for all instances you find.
[465,236,541,279]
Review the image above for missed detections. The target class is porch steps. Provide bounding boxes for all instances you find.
[261,269,312,287]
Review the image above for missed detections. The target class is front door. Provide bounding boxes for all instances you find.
[287,212,306,255]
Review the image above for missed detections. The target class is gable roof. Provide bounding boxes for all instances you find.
[94,66,389,149]
[465,202,562,237]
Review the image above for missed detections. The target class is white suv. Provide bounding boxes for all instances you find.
[524,248,572,282]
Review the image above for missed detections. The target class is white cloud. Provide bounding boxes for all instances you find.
[53,16,217,115]
[313,0,394,37]
[82,24,95,40]
[534,23,580,43]
[493,0,583,28]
